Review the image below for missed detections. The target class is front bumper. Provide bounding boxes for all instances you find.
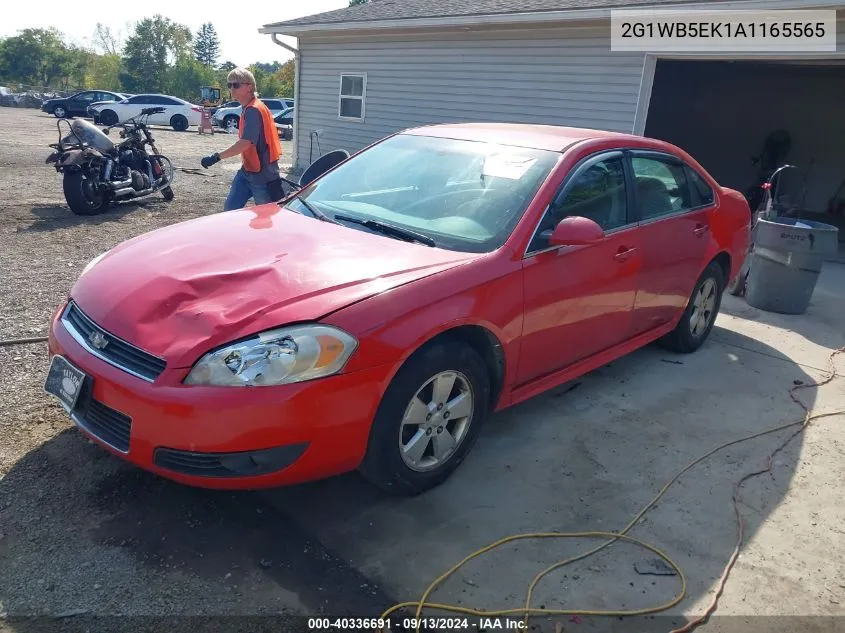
[46,301,392,490]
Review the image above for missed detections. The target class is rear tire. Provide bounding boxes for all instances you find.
[63,171,108,216]
[161,186,174,201]
[659,261,724,354]
[359,339,491,496]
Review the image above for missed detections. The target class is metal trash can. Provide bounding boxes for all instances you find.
[744,217,839,314]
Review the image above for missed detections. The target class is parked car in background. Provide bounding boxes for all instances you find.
[88,94,202,131]
[44,123,751,496]
[212,98,294,132]
[274,107,294,140]
[41,90,129,118]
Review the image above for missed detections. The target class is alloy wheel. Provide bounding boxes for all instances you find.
[690,278,717,337]
[399,370,474,473]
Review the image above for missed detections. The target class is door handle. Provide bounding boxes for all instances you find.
[614,246,637,262]
[693,224,710,237]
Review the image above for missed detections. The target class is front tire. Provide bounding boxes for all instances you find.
[53,105,67,118]
[223,115,239,132]
[170,114,189,131]
[99,109,118,126]
[659,262,724,353]
[62,171,109,216]
[359,340,491,496]
[161,186,174,201]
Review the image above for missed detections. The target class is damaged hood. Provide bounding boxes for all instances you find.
[70,204,478,366]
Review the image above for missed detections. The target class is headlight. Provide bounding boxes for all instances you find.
[183,324,358,387]
[81,251,107,276]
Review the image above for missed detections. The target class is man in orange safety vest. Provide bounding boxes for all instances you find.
[200,67,284,210]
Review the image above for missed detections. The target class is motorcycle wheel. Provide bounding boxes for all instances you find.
[63,171,108,216]
[161,186,174,201]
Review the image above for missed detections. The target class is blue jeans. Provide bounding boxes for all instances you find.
[224,169,274,211]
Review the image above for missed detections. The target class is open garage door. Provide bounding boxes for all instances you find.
[642,59,845,241]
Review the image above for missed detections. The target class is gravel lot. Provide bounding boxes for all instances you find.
[0,108,383,630]
[2,106,845,633]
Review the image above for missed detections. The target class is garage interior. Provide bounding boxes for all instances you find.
[644,59,845,245]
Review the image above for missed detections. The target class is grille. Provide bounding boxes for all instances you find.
[62,301,167,382]
[74,381,132,453]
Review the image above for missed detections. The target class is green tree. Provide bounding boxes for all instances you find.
[0,28,67,85]
[168,53,216,101]
[64,45,93,90]
[275,60,295,98]
[121,15,192,93]
[253,61,282,73]
[194,23,220,67]
[249,64,280,98]
[86,53,123,91]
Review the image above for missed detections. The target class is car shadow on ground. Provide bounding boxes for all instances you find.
[0,328,823,633]
[19,201,173,233]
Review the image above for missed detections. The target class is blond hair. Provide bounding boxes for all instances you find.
[227,67,258,97]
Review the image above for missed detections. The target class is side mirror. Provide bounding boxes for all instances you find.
[548,216,605,247]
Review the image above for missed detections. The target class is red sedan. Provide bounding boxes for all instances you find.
[44,123,751,496]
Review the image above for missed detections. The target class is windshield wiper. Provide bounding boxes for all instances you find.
[334,214,436,247]
[290,196,337,223]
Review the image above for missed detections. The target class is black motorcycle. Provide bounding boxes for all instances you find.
[46,107,175,216]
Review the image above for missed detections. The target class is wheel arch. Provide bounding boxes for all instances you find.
[711,250,732,285]
[389,324,507,413]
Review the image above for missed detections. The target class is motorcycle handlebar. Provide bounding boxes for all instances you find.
[103,112,153,137]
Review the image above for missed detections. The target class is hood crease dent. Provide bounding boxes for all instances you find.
[69,207,478,367]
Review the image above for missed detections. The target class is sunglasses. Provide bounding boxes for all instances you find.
[228,82,243,89]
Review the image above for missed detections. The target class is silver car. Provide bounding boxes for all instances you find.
[212,98,294,132]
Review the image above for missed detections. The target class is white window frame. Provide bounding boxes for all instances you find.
[338,72,366,122]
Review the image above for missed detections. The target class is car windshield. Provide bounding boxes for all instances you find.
[287,134,560,253]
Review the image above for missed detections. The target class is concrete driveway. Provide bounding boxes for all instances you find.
[271,260,845,628]
[2,262,844,633]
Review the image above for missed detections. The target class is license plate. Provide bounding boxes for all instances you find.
[44,355,88,413]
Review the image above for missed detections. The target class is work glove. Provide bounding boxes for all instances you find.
[201,152,221,169]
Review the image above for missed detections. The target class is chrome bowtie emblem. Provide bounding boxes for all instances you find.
[88,331,109,350]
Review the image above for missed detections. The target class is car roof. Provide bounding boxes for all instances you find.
[401,122,659,153]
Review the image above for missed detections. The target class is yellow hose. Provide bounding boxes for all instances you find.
[379,347,845,633]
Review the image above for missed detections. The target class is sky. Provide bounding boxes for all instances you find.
[1,0,349,67]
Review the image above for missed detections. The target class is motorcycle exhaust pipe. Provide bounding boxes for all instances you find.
[108,177,134,190]
[113,186,155,198]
